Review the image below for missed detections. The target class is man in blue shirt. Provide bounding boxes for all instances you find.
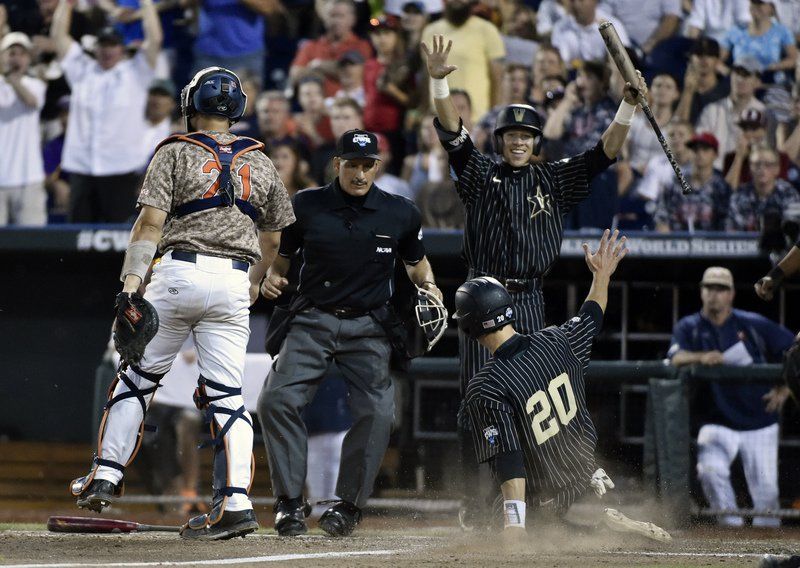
[668,266,794,527]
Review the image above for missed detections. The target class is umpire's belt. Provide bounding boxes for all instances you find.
[171,250,249,273]
[318,305,371,319]
[469,271,542,294]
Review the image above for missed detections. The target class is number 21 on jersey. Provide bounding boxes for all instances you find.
[525,373,577,445]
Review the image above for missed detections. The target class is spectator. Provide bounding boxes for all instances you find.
[11,0,98,58]
[637,119,694,204]
[499,3,537,67]
[723,108,795,188]
[256,90,301,151]
[697,55,765,169]
[625,73,681,175]
[51,0,162,223]
[450,88,473,132]
[399,1,429,83]
[534,0,569,40]
[721,0,797,84]
[421,0,505,122]
[530,45,567,109]
[268,141,314,198]
[309,95,363,184]
[228,71,261,138]
[374,133,413,200]
[669,266,794,527]
[384,0,442,17]
[727,145,800,231]
[473,63,531,153]
[142,79,176,162]
[0,31,46,226]
[364,16,413,173]
[289,0,372,98]
[675,37,731,125]
[550,0,631,68]
[43,94,70,222]
[773,0,800,45]
[329,50,365,108]
[602,0,682,55]
[401,112,446,194]
[654,132,731,232]
[294,75,334,150]
[193,0,278,88]
[686,0,751,44]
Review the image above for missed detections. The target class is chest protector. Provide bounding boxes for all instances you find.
[156,132,264,222]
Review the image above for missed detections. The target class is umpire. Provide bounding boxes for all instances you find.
[258,129,443,537]
[421,35,647,526]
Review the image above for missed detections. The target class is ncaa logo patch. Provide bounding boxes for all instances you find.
[483,426,499,446]
[352,133,371,147]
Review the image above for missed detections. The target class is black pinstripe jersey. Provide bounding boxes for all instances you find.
[463,301,603,507]
[436,119,614,279]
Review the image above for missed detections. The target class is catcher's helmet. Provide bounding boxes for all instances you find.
[452,277,515,339]
[415,287,448,352]
[181,67,247,131]
[493,104,543,156]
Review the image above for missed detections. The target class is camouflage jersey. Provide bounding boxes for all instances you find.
[138,130,295,264]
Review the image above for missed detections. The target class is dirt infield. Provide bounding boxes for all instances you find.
[1,523,798,567]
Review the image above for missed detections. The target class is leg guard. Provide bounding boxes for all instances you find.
[183,375,255,533]
[71,364,162,507]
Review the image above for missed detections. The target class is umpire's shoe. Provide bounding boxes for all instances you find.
[180,508,259,540]
[274,497,312,536]
[319,500,362,537]
[75,479,120,513]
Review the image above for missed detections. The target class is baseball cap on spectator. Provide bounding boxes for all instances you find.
[369,15,400,31]
[338,50,365,67]
[336,129,381,160]
[732,55,764,76]
[149,78,176,97]
[402,1,426,14]
[737,108,766,128]
[96,26,124,46]
[0,31,33,52]
[686,132,719,153]
[690,37,720,58]
[700,267,733,289]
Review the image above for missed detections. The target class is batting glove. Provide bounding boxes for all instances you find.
[590,468,615,498]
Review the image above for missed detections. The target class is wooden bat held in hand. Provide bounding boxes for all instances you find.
[47,516,180,533]
[598,20,693,195]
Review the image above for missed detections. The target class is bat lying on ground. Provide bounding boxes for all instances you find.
[47,516,180,533]
[599,20,693,195]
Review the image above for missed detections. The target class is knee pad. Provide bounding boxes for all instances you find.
[194,375,255,520]
[71,364,163,497]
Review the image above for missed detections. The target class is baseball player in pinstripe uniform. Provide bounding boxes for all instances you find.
[422,35,647,524]
[457,230,670,541]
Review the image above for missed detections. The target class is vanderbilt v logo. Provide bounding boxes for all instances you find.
[513,108,525,122]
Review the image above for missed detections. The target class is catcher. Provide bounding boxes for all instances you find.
[756,247,800,402]
[69,67,295,540]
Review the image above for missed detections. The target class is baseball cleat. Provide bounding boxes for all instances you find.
[180,508,259,540]
[603,508,672,542]
[75,480,118,513]
[274,497,312,537]
[319,500,362,537]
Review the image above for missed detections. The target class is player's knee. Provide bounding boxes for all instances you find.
[696,459,730,483]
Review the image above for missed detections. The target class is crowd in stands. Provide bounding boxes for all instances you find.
[2,0,800,233]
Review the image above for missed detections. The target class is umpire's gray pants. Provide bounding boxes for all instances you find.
[258,307,393,508]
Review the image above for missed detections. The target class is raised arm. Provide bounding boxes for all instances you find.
[581,229,628,313]
[139,0,163,69]
[599,71,648,160]
[421,35,461,132]
[51,0,75,61]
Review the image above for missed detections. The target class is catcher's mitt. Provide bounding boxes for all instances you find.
[782,336,800,402]
[113,292,159,365]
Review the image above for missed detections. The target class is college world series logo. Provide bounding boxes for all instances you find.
[352,133,371,147]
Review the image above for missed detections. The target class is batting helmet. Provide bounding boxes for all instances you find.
[181,67,247,131]
[452,277,515,339]
[493,104,543,156]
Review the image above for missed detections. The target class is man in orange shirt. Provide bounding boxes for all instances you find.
[289,0,373,97]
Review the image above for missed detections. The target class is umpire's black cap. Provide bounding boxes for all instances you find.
[336,129,381,160]
[494,104,544,155]
[453,277,515,339]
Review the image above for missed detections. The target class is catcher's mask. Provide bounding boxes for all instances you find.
[452,277,515,339]
[493,104,543,157]
[181,66,247,131]
[415,287,448,352]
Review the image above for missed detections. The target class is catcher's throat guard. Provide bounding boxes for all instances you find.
[415,287,448,352]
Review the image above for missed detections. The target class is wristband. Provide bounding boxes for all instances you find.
[613,100,637,126]
[432,77,450,99]
[120,240,157,282]
[503,500,526,528]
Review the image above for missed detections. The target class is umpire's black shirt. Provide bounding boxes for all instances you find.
[278,179,425,311]
[436,119,615,279]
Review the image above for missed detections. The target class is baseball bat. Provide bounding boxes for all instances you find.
[598,20,693,195]
[47,515,180,533]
